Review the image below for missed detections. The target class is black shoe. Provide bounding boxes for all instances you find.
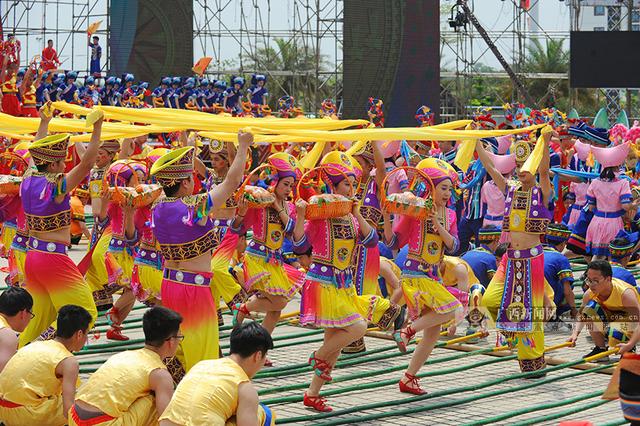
[584,346,610,363]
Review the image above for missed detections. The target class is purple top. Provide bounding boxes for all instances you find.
[20,171,71,232]
[502,183,551,235]
[152,193,217,261]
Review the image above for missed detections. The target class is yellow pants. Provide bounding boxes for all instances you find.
[68,396,157,426]
[481,252,553,372]
[0,395,65,426]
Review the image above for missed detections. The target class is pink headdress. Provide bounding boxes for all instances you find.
[573,140,592,162]
[591,142,630,168]
[380,140,401,159]
[496,135,512,155]
[486,151,516,175]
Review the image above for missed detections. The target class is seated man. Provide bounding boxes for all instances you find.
[609,233,639,288]
[159,321,275,426]
[0,287,34,372]
[461,225,501,288]
[0,305,91,426]
[69,306,180,425]
[569,260,640,362]
[543,223,576,332]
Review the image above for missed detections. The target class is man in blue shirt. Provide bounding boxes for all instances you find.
[461,225,501,288]
[543,223,576,333]
[88,35,102,79]
[608,233,639,288]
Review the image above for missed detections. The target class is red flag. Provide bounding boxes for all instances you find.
[192,57,213,76]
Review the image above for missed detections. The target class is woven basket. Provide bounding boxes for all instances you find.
[109,184,163,208]
[297,165,354,220]
[381,166,434,219]
[0,175,22,195]
[235,164,276,209]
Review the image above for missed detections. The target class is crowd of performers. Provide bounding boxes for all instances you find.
[0,91,636,425]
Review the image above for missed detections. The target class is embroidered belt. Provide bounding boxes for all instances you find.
[28,237,68,255]
[10,232,29,252]
[506,245,543,260]
[484,214,504,221]
[163,268,211,286]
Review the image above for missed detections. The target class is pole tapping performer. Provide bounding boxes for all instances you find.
[475,127,554,375]
[150,131,252,383]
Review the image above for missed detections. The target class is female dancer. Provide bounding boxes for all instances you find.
[233,153,305,345]
[585,143,635,259]
[385,158,463,395]
[18,107,102,345]
[293,151,399,412]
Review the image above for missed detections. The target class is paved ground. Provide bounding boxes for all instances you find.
[2,238,629,426]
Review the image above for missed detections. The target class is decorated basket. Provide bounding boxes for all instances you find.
[297,165,354,220]
[104,161,160,207]
[381,166,434,219]
[235,164,277,209]
[0,175,22,195]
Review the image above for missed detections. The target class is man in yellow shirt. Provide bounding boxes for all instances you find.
[69,306,180,425]
[0,304,91,426]
[0,287,34,372]
[159,322,275,426]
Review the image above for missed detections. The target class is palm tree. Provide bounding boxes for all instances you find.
[246,37,335,113]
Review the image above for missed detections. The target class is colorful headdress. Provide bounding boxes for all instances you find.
[583,126,610,146]
[28,133,70,165]
[367,97,384,127]
[416,157,458,186]
[472,107,496,129]
[591,142,630,168]
[478,226,502,243]
[320,99,337,117]
[512,140,532,165]
[267,152,301,182]
[106,160,148,187]
[625,122,640,145]
[320,151,358,187]
[415,105,435,127]
[610,123,628,145]
[346,140,373,162]
[278,96,295,114]
[500,103,527,129]
[209,139,228,159]
[100,139,121,154]
[251,74,266,85]
[150,147,195,187]
[13,141,31,162]
[544,223,572,245]
[568,121,588,139]
[609,230,639,260]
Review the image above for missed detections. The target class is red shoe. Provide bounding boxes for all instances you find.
[308,352,333,382]
[303,393,333,412]
[399,373,427,395]
[393,326,416,353]
[106,326,129,341]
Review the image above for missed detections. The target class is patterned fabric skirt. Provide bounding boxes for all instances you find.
[242,253,304,300]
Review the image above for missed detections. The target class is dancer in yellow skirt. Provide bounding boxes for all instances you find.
[293,151,400,412]
[232,153,304,346]
[69,307,179,425]
[150,132,251,383]
[385,158,464,395]
[159,322,275,426]
[0,305,91,426]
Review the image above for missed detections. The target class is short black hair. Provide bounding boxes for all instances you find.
[229,321,274,358]
[56,305,92,338]
[92,36,99,41]
[587,260,613,278]
[47,39,53,44]
[162,181,182,197]
[35,163,49,173]
[495,243,509,258]
[143,306,183,346]
[0,287,33,316]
